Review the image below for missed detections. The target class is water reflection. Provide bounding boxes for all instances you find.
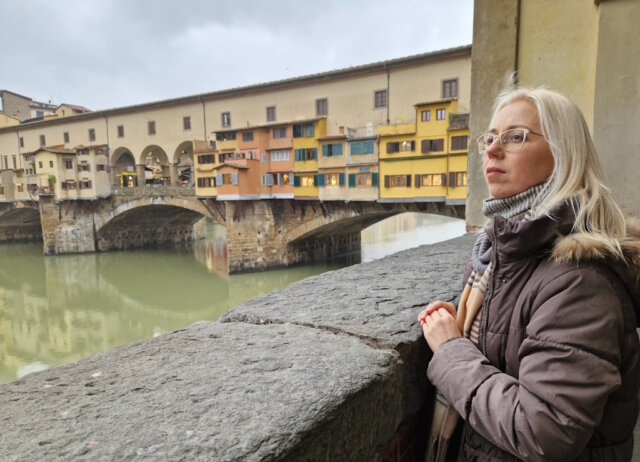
[0,213,464,384]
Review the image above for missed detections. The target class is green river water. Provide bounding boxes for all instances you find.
[0,213,465,384]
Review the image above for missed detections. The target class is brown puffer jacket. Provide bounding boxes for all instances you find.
[427,206,640,462]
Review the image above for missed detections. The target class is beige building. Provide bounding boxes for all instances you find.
[0,45,471,203]
[468,0,640,228]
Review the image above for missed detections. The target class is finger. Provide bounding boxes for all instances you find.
[437,307,454,319]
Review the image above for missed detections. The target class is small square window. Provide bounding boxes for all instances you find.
[421,110,431,122]
[272,127,287,139]
[436,109,446,121]
[374,90,387,108]
[88,128,96,142]
[148,121,156,135]
[221,112,231,127]
[183,116,191,131]
[117,125,125,138]
[266,106,276,122]
[242,131,254,142]
[316,98,328,117]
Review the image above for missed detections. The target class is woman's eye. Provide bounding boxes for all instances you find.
[509,133,524,143]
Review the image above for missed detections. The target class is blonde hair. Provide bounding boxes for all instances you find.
[490,87,626,257]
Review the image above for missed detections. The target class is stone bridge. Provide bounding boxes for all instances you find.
[1,194,464,273]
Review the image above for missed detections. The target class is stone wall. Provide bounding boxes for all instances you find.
[0,233,476,461]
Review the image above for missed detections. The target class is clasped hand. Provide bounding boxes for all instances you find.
[418,300,461,352]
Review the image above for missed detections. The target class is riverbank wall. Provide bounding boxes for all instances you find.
[0,233,476,461]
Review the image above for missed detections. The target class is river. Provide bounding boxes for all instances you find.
[0,212,465,384]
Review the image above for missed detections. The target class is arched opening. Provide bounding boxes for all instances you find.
[0,207,43,242]
[360,212,466,262]
[111,147,136,188]
[174,141,194,187]
[140,145,170,186]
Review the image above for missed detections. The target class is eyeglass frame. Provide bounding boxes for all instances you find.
[476,128,545,154]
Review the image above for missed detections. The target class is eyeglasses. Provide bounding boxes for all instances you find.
[476,128,544,154]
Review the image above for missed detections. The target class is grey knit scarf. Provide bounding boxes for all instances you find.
[471,184,546,274]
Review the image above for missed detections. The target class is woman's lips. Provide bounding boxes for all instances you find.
[485,167,506,178]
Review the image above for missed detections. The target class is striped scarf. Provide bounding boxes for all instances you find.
[425,184,545,462]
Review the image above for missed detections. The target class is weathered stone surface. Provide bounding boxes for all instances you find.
[222,234,476,349]
[0,234,478,461]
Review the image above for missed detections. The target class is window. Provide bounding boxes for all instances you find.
[39,135,46,146]
[77,148,90,155]
[400,140,415,152]
[316,98,328,116]
[421,110,431,122]
[78,163,91,172]
[96,164,106,172]
[197,177,216,188]
[36,110,44,118]
[183,116,191,131]
[421,138,445,153]
[321,143,343,157]
[384,175,411,188]
[88,128,96,142]
[442,79,458,98]
[325,172,344,187]
[271,149,290,161]
[148,120,156,135]
[198,154,215,164]
[61,180,76,190]
[272,127,287,139]
[49,160,54,168]
[374,90,387,108]
[19,137,24,148]
[294,148,317,161]
[417,173,446,187]
[262,173,274,186]
[221,112,231,127]
[296,174,315,187]
[350,140,374,155]
[266,106,276,122]
[65,160,73,169]
[242,132,254,142]
[451,135,468,151]
[436,108,446,120]
[79,180,92,189]
[217,173,237,185]
[12,156,16,169]
[64,132,70,143]
[216,132,236,141]
[386,142,399,154]
[274,172,290,186]
[262,153,268,163]
[38,161,43,169]
[356,173,372,187]
[117,125,125,138]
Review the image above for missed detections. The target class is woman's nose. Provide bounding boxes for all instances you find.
[484,137,503,158]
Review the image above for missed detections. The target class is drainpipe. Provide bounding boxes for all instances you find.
[385,64,390,125]
[200,96,207,141]
[514,0,522,86]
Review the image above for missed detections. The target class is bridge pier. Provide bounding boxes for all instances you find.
[39,195,99,255]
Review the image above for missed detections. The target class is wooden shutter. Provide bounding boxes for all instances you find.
[414,175,421,187]
[313,174,318,186]
[348,173,356,187]
[411,140,416,151]
[448,172,456,187]
[339,172,345,186]
[421,139,430,153]
[406,175,411,187]
[294,175,300,187]
[371,172,378,187]
[322,145,329,157]
[318,174,325,187]
[384,175,390,188]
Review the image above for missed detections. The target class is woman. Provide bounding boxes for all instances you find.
[418,87,640,462]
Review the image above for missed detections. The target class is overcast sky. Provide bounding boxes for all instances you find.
[0,0,473,111]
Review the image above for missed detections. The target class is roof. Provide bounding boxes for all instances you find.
[32,146,76,155]
[215,117,325,134]
[414,98,457,107]
[317,134,347,142]
[0,44,471,134]
[57,103,92,113]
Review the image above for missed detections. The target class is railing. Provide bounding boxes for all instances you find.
[112,185,195,197]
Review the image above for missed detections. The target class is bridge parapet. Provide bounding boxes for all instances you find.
[0,233,476,461]
[112,185,195,197]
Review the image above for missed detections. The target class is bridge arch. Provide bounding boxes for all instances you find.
[0,205,42,241]
[111,147,136,188]
[140,145,170,185]
[173,141,194,187]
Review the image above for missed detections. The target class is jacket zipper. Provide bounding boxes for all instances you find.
[481,220,500,355]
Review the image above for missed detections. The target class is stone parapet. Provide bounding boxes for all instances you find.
[0,234,477,461]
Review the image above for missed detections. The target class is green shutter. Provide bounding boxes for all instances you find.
[348,173,356,187]
[339,172,345,186]
[322,144,329,157]
[364,140,374,154]
[318,174,325,187]
[294,175,301,187]
[372,172,378,186]
[313,174,318,186]
[334,143,343,156]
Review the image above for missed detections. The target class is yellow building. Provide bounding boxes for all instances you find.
[193,140,218,197]
[378,99,468,203]
[293,118,325,199]
[33,145,111,200]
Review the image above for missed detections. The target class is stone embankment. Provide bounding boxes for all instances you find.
[1,234,475,461]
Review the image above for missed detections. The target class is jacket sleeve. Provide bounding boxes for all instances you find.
[427,266,624,462]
